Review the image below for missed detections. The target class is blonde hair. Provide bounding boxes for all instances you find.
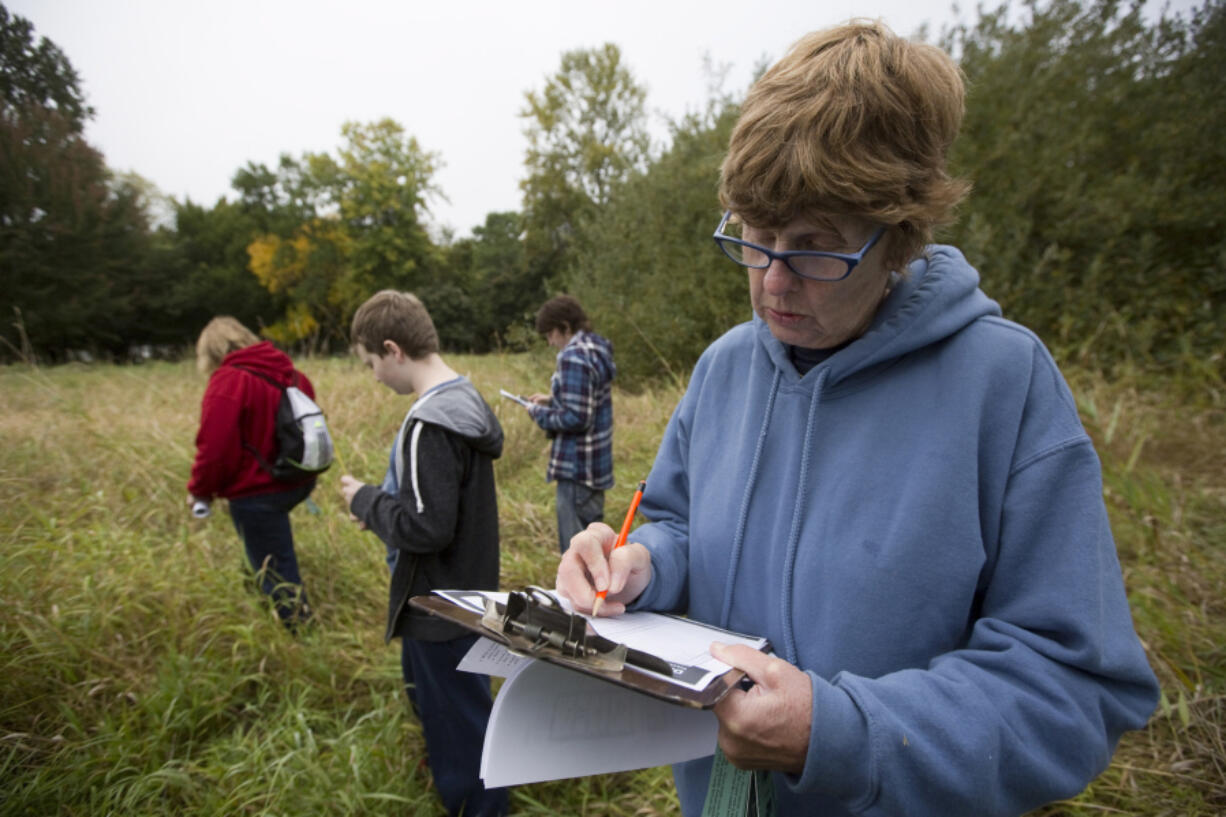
[196,316,260,373]
[719,19,970,271]
[350,290,439,360]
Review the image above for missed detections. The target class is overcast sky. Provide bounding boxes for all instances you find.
[6,0,1170,238]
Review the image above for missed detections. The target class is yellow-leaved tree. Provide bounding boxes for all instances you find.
[246,219,351,349]
[239,119,442,350]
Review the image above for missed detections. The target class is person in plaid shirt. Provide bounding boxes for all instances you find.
[527,295,616,552]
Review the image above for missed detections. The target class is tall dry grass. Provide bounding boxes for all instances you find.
[0,352,1220,815]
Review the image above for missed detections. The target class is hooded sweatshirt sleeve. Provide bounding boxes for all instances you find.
[530,342,600,433]
[626,351,717,615]
[349,422,463,555]
[187,369,245,498]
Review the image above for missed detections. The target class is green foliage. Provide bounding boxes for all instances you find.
[0,5,153,361]
[238,120,442,349]
[942,0,1226,379]
[156,197,283,339]
[331,120,440,294]
[231,154,326,237]
[566,102,745,387]
[558,0,1226,388]
[0,3,92,131]
[521,43,651,211]
[467,210,542,349]
[519,44,651,295]
[416,210,542,354]
[6,0,1223,380]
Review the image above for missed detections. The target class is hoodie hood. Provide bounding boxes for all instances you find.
[391,376,503,514]
[756,245,1001,389]
[568,330,616,383]
[221,340,295,384]
[637,246,1004,662]
[409,376,504,458]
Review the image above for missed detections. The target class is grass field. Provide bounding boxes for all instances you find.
[1,351,1222,815]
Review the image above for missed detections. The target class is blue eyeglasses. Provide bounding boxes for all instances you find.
[713,210,885,282]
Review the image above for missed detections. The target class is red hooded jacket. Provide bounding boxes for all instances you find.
[188,341,317,500]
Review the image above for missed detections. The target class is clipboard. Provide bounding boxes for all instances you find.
[410,589,770,709]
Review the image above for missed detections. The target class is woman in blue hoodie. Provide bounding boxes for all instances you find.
[556,19,1158,817]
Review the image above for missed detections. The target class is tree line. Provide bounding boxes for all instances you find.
[2,0,1221,385]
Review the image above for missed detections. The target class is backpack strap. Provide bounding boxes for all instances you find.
[230,365,292,391]
[227,364,287,477]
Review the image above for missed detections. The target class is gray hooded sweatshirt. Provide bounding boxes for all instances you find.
[350,376,503,642]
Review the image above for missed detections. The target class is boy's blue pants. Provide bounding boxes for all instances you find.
[401,634,508,817]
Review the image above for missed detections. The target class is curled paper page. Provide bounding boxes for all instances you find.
[479,658,719,787]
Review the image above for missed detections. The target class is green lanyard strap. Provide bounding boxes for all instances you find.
[701,747,777,817]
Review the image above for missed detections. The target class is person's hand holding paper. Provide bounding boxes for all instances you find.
[556,521,653,616]
[709,642,812,775]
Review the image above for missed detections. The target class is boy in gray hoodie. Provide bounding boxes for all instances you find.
[342,290,507,817]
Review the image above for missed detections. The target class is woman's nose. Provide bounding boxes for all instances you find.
[762,257,796,295]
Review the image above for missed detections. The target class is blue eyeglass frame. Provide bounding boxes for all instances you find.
[712,210,886,282]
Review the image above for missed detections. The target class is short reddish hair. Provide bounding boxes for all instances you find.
[720,19,970,270]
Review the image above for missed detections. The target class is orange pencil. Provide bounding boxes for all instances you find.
[592,480,646,618]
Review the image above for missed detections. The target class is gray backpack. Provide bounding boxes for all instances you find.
[235,366,335,481]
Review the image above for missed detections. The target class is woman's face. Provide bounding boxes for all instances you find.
[745,213,892,350]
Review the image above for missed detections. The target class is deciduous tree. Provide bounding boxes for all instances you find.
[240,119,441,347]
[519,44,650,290]
[566,101,742,385]
[0,4,151,360]
[942,0,1225,377]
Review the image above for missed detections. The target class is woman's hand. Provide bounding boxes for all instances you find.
[710,643,813,775]
[528,393,551,406]
[555,522,653,616]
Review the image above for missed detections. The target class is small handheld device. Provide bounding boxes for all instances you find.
[191,499,212,519]
[499,389,534,409]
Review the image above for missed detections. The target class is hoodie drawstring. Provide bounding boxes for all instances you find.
[779,368,827,663]
[408,421,425,513]
[393,390,438,514]
[719,368,781,629]
[717,366,828,665]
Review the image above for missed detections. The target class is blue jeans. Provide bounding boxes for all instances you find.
[228,480,314,625]
[555,479,604,552]
[401,635,508,817]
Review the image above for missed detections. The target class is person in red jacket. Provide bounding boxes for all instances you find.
[188,316,316,627]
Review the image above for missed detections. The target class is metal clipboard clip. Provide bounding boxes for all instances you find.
[480,586,673,677]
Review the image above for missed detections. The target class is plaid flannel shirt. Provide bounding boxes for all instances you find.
[529,330,615,490]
